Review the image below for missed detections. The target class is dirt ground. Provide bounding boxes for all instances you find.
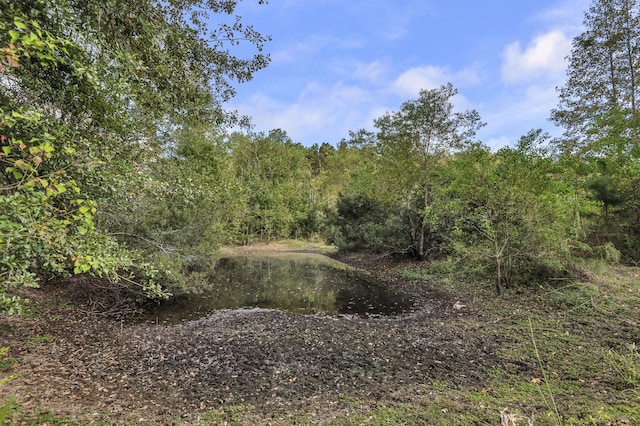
[0,248,533,424]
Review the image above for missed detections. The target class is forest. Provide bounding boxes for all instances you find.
[1,0,640,424]
[1,0,639,309]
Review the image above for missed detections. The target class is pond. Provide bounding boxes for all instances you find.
[142,252,417,323]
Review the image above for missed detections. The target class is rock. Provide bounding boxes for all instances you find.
[453,301,466,310]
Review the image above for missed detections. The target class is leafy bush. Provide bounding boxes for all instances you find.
[595,242,622,264]
[0,11,172,311]
[326,194,412,253]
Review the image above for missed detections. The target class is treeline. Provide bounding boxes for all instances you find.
[2,0,640,310]
[140,117,636,297]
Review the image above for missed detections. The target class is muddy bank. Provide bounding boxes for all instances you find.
[1,251,527,424]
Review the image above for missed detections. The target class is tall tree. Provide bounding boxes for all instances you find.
[373,83,485,257]
[552,0,640,261]
[229,130,313,242]
[552,0,640,155]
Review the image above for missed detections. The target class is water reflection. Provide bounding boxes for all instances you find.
[142,253,416,323]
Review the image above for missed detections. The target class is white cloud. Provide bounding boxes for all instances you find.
[524,84,560,114]
[350,60,391,85]
[501,30,572,84]
[272,36,363,64]
[272,41,314,63]
[392,66,448,95]
[535,0,590,32]
[231,81,380,144]
[477,83,562,150]
[392,65,480,97]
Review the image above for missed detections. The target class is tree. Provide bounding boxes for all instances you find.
[434,131,579,294]
[229,130,313,242]
[327,193,411,253]
[0,0,270,310]
[552,0,640,155]
[373,83,485,257]
[0,10,144,312]
[108,125,243,254]
[551,0,640,263]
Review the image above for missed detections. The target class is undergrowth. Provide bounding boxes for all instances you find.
[0,347,19,424]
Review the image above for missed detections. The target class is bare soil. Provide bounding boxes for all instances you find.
[1,249,532,424]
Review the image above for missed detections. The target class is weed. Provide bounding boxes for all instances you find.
[0,347,19,425]
[605,342,640,390]
[21,410,85,425]
[500,408,534,426]
[200,405,248,423]
[0,348,15,373]
[327,402,483,426]
[339,394,365,409]
[528,318,561,425]
[0,396,19,425]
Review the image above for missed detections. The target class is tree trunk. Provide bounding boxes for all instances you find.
[419,221,426,258]
[495,256,503,296]
[494,236,503,295]
[419,177,430,259]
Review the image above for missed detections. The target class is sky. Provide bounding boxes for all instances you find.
[225,0,592,149]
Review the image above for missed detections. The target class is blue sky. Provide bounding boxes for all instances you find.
[226,0,591,148]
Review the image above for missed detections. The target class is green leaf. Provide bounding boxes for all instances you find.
[13,160,31,171]
[13,17,26,30]
[6,168,23,180]
[21,179,36,189]
[8,30,20,44]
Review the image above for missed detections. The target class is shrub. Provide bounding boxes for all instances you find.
[326,194,412,253]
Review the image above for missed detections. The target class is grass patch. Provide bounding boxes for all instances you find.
[327,402,482,425]
[605,342,640,390]
[200,405,249,424]
[382,260,640,426]
[29,335,51,344]
[1,347,19,425]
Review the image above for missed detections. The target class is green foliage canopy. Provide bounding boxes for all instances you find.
[0,0,270,311]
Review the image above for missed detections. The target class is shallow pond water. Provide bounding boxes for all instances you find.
[142,252,416,323]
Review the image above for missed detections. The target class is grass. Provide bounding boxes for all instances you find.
[1,347,19,425]
[278,238,338,253]
[314,260,639,425]
[0,347,15,372]
[605,342,640,390]
[200,405,249,424]
[527,317,561,425]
